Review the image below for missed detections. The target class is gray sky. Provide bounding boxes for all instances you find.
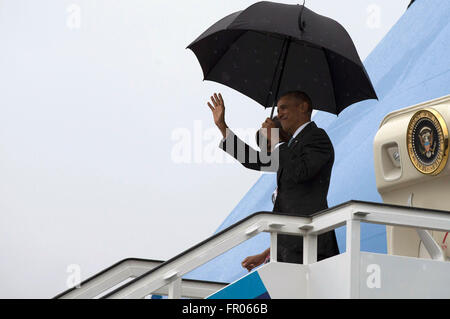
[0,0,409,298]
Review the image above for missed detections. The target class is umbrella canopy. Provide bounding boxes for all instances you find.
[187,1,377,115]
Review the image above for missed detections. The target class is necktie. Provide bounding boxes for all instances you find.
[288,137,295,147]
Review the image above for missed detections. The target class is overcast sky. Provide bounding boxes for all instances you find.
[0,0,410,298]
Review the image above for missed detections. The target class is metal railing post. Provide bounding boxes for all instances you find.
[270,232,278,262]
[168,277,182,299]
[303,234,318,264]
[346,218,361,298]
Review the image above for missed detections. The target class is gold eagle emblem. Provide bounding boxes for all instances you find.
[406,109,448,175]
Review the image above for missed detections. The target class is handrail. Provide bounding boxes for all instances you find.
[55,258,164,299]
[102,200,450,299]
[55,257,228,299]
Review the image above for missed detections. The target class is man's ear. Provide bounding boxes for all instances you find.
[300,101,308,113]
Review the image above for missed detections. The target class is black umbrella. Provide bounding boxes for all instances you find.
[187,1,377,116]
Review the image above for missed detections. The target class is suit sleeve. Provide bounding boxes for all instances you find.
[279,129,333,183]
[219,129,278,172]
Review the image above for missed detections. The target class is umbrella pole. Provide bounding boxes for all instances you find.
[269,37,292,119]
[270,101,276,118]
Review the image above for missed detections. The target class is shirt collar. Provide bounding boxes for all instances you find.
[274,121,311,150]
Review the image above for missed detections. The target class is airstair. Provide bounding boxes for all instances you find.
[55,200,450,299]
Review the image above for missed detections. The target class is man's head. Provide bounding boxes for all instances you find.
[276,91,312,135]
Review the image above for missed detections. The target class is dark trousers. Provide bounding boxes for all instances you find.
[276,230,340,264]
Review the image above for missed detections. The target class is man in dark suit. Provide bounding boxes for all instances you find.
[207,91,339,270]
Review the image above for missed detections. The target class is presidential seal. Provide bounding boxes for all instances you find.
[407,109,449,175]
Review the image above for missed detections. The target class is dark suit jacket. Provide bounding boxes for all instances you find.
[219,121,339,263]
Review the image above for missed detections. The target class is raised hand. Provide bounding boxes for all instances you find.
[207,92,228,138]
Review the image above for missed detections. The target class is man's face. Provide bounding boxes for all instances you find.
[276,95,305,134]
